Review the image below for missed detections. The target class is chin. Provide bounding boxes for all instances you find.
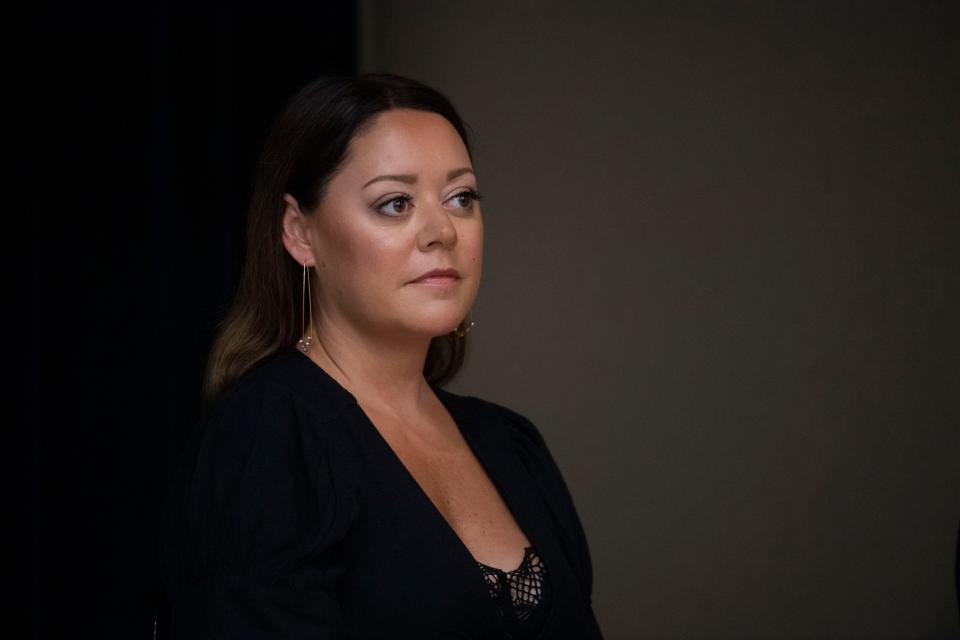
[406,317,466,339]
[394,304,467,334]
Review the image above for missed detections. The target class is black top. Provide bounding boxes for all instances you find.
[159,346,603,639]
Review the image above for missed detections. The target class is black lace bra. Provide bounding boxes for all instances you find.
[474,545,551,637]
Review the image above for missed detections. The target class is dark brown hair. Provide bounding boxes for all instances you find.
[202,73,477,411]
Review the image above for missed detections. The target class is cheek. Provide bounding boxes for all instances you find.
[329,226,409,294]
[314,218,367,298]
[464,223,484,266]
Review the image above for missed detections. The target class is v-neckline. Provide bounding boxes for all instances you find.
[285,346,557,633]
[285,347,537,572]
[358,383,535,574]
[350,385,552,632]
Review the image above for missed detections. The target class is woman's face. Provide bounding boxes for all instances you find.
[289,108,483,342]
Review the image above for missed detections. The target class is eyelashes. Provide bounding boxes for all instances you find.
[375,188,484,217]
[452,188,484,208]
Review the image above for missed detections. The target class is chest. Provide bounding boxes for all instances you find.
[376,421,533,572]
[328,400,597,638]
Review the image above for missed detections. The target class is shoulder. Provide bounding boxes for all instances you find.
[432,385,522,422]
[183,350,361,491]
[204,348,356,437]
[432,386,551,454]
[163,351,361,573]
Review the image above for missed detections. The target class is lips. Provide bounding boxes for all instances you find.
[410,268,460,283]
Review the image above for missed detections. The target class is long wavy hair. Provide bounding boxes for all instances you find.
[201,73,477,412]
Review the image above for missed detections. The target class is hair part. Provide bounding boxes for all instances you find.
[201,73,477,413]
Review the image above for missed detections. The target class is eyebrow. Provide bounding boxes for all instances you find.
[362,167,475,189]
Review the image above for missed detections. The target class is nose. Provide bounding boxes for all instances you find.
[417,198,458,250]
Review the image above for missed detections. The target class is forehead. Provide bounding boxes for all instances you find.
[343,109,469,175]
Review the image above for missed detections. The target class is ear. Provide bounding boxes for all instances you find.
[281,193,316,267]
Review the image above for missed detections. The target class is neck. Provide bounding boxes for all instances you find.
[304,318,437,424]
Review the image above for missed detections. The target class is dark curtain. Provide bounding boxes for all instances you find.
[25,1,357,637]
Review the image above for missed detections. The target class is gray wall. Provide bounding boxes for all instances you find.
[359,2,960,638]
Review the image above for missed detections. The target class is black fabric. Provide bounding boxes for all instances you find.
[159,346,603,639]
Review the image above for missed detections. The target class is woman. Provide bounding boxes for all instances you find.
[159,72,604,639]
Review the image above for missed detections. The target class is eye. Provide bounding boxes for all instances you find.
[376,194,413,217]
[448,189,484,210]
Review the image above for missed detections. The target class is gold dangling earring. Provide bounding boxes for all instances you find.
[453,315,476,338]
[297,261,315,353]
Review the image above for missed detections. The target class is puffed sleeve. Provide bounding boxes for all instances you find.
[499,405,597,609]
[160,378,358,639]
